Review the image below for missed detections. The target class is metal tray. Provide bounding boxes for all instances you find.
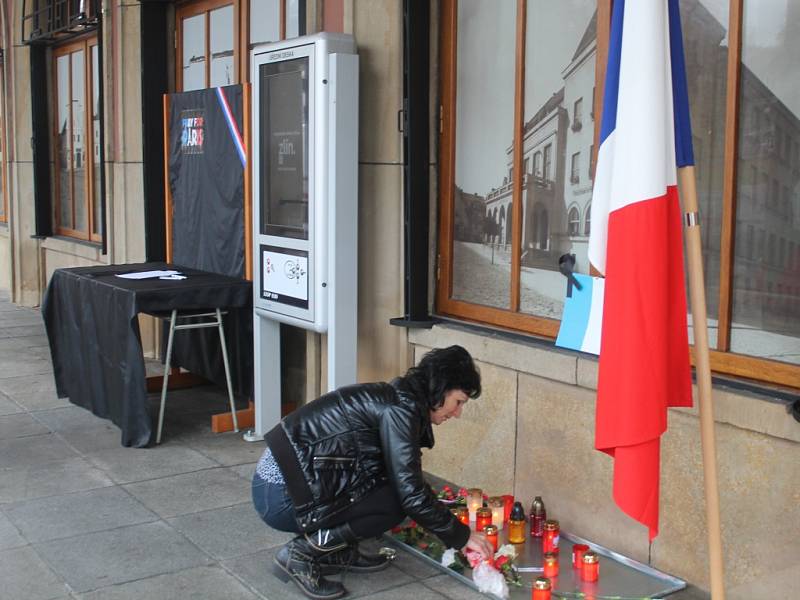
[384,526,686,599]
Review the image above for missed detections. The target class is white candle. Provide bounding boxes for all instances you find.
[467,488,483,522]
[491,503,504,530]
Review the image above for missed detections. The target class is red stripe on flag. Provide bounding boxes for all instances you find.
[596,186,692,540]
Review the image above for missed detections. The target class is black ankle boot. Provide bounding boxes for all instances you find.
[318,542,391,575]
[273,538,346,600]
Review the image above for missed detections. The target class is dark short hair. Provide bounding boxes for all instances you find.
[403,345,481,410]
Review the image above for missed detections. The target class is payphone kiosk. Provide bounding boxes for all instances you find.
[248,33,359,439]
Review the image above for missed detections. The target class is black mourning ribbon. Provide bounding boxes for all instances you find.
[558,253,583,298]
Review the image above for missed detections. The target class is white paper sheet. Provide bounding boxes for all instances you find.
[115,270,182,280]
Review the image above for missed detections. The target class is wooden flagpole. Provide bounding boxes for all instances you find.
[678,165,726,599]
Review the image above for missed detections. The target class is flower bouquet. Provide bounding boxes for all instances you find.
[441,544,522,600]
[435,485,469,505]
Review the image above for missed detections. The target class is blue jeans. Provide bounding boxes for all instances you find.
[252,473,301,533]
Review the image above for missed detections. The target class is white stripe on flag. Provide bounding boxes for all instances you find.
[581,278,605,355]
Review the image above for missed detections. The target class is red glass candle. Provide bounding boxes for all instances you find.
[542,552,558,578]
[502,494,514,522]
[484,524,498,552]
[542,519,560,554]
[476,507,492,532]
[572,544,589,569]
[581,551,600,582]
[531,577,551,600]
[455,506,469,525]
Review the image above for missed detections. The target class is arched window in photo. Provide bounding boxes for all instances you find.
[584,202,591,236]
[568,205,580,236]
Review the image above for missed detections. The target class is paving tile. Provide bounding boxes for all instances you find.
[222,546,317,600]
[123,466,250,518]
[351,581,447,600]
[0,357,53,378]
[0,324,46,339]
[0,313,45,328]
[5,486,158,543]
[383,538,445,579]
[75,565,262,600]
[167,503,294,560]
[180,430,266,467]
[32,405,115,433]
[422,574,488,600]
[85,444,218,484]
[33,521,212,593]
[0,333,51,350]
[338,563,416,599]
[0,456,114,504]
[0,545,71,600]
[0,433,80,470]
[229,463,256,481]
[0,510,27,550]
[0,372,64,411]
[0,412,52,440]
[0,391,23,416]
[32,406,125,453]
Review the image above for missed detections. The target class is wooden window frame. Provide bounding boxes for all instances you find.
[52,35,101,242]
[176,0,240,92]
[436,0,800,391]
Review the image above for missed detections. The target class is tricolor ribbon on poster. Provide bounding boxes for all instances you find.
[587,0,694,540]
[216,86,247,167]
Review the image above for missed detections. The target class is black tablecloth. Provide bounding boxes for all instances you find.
[42,262,252,447]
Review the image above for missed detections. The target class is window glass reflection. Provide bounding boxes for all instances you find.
[730,0,800,364]
[518,0,596,319]
[92,44,101,236]
[72,50,86,232]
[210,5,234,87]
[182,13,206,90]
[286,0,300,38]
[451,0,516,311]
[251,0,280,45]
[57,54,72,230]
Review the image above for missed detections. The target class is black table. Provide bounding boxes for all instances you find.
[42,262,252,447]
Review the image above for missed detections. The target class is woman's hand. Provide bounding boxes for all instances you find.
[462,530,493,559]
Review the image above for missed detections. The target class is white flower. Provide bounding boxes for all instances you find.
[472,561,509,599]
[494,544,517,561]
[440,548,458,568]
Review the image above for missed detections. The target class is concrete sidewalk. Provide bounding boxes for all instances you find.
[0,291,707,599]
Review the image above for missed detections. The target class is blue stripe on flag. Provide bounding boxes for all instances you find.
[669,0,694,167]
[598,0,625,146]
[555,274,594,353]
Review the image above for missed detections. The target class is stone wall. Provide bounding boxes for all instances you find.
[411,324,799,598]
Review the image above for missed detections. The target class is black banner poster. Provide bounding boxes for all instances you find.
[165,85,252,398]
[168,85,245,277]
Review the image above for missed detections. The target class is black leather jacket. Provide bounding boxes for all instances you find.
[265,378,470,550]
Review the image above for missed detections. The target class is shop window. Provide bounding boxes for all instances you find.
[178,2,235,91]
[53,38,102,241]
[178,0,304,92]
[437,0,800,388]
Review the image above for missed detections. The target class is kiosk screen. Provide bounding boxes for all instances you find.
[259,57,309,240]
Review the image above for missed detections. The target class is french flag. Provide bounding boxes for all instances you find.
[588,0,693,540]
